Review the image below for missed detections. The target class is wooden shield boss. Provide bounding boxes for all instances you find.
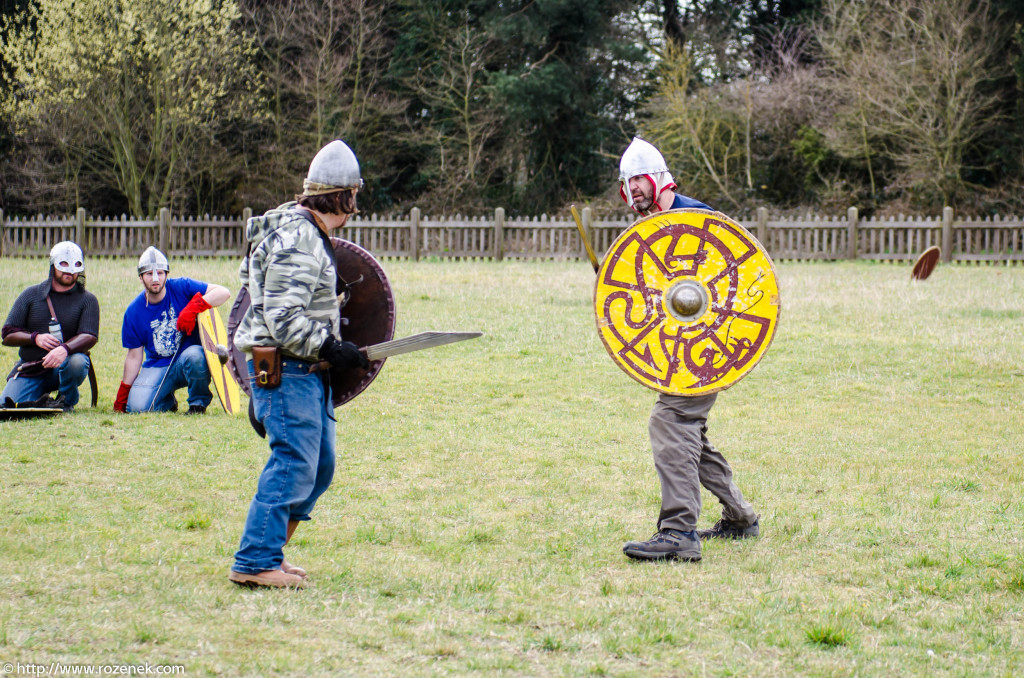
[228,237,396,407]
[594,208,781,396]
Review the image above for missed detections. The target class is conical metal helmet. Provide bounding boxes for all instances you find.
[303,140,363,196]
[138,246,169,276]
[50,241,84,273]
[618,137,676,211]
[619,137,669,183]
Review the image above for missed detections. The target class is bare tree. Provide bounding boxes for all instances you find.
[816,0,1012,207]
[240,0,406,209]
[2,0,263,216]
[405,11,502,213]
[642,44,758,211]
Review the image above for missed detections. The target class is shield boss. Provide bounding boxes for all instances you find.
[594,208,780,396]
[228,237,396,407]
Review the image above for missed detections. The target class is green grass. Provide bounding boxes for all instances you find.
[804,620,853,649]
[1,257,1023,676]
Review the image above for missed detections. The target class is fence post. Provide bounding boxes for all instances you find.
[847,206,859,260]
[941,206,953,262]
[241,207,252,255]
[0,208,4,258]
[494,207,505,261]
[159,207,170,253]
[410,207,420,261]
[76,207,86,250]
[756,206,768,246]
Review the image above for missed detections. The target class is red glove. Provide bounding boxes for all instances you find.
[176,292,211,335]
[114,382,131,413]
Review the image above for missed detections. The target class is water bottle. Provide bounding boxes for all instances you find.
[48,317,63,343]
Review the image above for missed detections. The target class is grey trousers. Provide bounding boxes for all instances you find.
[648,392,757,532]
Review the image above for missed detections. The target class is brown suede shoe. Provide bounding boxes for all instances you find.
[281,560,307,579]
[229,569,306,589]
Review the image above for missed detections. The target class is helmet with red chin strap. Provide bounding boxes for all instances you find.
[618,137,677,214]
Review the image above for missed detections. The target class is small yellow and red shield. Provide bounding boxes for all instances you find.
[594,209,780,396]
[197,308,241,414]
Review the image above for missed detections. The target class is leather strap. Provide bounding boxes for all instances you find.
[87,359,98,408]
[47,293,97,406]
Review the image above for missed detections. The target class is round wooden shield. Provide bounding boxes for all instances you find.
[594,208,781,396]
[911,246,941,281]
[228,237,396,407]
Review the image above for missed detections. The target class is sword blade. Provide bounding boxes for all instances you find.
[364,331,482,361]
[571,204,600,273]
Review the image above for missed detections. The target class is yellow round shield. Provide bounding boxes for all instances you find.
[594,208,780,396]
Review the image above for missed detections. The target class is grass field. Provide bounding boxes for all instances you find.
[1,256,1022,677]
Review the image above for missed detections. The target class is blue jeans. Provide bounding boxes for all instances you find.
[233,359,336,574]
[2,353,90,407]
[126,344,212,412]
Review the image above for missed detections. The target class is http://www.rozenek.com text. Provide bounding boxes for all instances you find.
[4,663,185,676]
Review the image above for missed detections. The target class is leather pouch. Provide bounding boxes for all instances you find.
[252,346,281,388]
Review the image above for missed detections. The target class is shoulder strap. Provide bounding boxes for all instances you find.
[45,295,57,321]
[292,208,340,284]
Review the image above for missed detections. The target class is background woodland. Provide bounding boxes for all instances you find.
[2,0,1024,219]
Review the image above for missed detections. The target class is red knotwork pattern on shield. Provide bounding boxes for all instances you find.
[594,209,780,396]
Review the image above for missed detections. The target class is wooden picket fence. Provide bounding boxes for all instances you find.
[1,206,1022,264]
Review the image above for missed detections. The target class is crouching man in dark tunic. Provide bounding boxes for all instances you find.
[2,241,99,412]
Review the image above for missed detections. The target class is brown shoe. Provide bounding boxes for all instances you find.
[281,559,307,579]
[229,569,306,589]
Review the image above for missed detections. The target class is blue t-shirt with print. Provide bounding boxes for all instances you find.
[121,277,208,368]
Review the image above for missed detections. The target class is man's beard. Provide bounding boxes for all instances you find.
[632,194,653,212]
[52,270,78,288]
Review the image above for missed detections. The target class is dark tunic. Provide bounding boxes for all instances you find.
[2,278,100,363]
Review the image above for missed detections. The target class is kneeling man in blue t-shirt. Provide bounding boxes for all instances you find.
[114,247,231,414]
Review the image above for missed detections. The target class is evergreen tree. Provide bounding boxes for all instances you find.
[388,0,649,214]
[485,0,648,213]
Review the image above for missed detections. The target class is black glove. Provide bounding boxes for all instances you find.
[319,335,369,370]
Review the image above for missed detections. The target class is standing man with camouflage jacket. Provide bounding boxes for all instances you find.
[229,140,369,589]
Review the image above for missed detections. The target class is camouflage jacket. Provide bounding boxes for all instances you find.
[233,202,340,361]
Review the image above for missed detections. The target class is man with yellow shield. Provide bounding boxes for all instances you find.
[604,138,779,562]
